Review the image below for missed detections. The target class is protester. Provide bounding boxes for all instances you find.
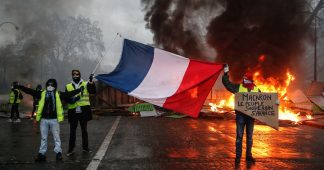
[18,79,82,162]
[30,84,42,120]
[222,64,260,164]
[65,70,96,156]
[8,81,23,123]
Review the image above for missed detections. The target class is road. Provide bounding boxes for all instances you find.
[0,115,323,170]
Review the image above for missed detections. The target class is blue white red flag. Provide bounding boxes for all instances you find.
[96,39,223,117]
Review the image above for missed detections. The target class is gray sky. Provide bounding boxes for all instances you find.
[76,0,153,73]
[0,0,153,73]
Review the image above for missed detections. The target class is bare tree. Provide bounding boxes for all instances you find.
[0,14,105,92]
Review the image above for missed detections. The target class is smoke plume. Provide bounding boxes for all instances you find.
[142,0,312,82]
[0,0,104,91]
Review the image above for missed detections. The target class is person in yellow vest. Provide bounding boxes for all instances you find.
[66,70,96,156]
[8,81,23,123]
[222,64,260,165]
[18,79,82,162]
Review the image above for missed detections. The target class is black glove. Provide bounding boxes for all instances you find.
[16,85,23,89]
[71,96,80,103]
[13,83,19,89]
[89,74,94,82]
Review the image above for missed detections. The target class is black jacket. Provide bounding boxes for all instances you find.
[222,74,240,94]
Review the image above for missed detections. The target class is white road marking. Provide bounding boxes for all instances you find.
[86,116,121,170]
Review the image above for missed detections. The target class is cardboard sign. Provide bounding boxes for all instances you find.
[235,92,279,130]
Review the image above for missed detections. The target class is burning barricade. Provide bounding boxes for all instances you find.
[205,70,319,126]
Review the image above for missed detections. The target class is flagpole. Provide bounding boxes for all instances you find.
[92,33,122,75]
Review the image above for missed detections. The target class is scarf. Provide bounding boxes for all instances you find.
[243,79,256,91]
[45,91,56,111]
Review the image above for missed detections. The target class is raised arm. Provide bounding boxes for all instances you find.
[222,74,240,94]
[87,74,96,94]
[59,88,82,101]
[18,85,41,99]
[87,82,96,94]
[222,64,240,94]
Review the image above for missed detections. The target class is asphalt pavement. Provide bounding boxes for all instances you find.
[0,113,324,170]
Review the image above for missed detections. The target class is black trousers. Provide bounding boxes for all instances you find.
[68,115,89,152]
[10,103,19,119]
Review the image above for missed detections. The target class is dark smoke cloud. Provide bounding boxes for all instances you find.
[142,0,311,82]
[142,0,225,59]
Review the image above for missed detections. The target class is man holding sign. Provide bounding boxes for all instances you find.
[222,64,260,164]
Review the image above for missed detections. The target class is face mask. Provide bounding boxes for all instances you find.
[243,79,253,84]
[73,76,80,83]
[47,85,55,91]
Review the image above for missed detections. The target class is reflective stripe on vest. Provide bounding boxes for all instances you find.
[9,89,21,104]
[36,91,64,122]
[66,81,90,109]
[239,84,259,92]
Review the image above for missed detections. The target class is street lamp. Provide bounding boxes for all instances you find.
[0,21,19,30]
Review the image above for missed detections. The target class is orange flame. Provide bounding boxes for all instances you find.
[209,70,312,123]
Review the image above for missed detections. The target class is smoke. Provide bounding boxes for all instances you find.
[0,0,88,44]
[142,0,225,60]
[0,0,103,91]
[142,0,311,82]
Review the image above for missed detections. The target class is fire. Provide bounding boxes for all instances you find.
[209,68,312,123]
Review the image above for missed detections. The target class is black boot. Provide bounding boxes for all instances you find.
[35,153,46,162]
[235,157,241,164]
[56,152,63,161]
[246,156,256,163]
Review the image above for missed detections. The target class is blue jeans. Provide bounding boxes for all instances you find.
[39,119,62,154]
[235,112,254,159]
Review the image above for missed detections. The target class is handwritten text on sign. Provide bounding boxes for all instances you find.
[235,92,279,129]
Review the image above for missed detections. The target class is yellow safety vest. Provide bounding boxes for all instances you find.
[36,91,64,122]
[9,89,21,104]
[66,81,90,109]
[239,84,259,92]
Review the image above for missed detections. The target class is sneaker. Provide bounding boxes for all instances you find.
[82,149,92,154]
[7,119,13,123]
[35,153,46,162]
[246,156,256,163]
[66,150,74,157]
[56,152,63,161]
[15,118,21,123]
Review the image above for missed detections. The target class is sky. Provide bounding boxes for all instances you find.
[0,0,153,73]
[0,0,323,82]
[76,0,153,72]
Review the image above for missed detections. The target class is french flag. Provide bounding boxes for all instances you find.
[96,39,223,118]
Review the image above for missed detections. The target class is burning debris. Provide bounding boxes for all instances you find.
[141,0,324,124]
[207,69,316,125]
[141,0,321,82]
